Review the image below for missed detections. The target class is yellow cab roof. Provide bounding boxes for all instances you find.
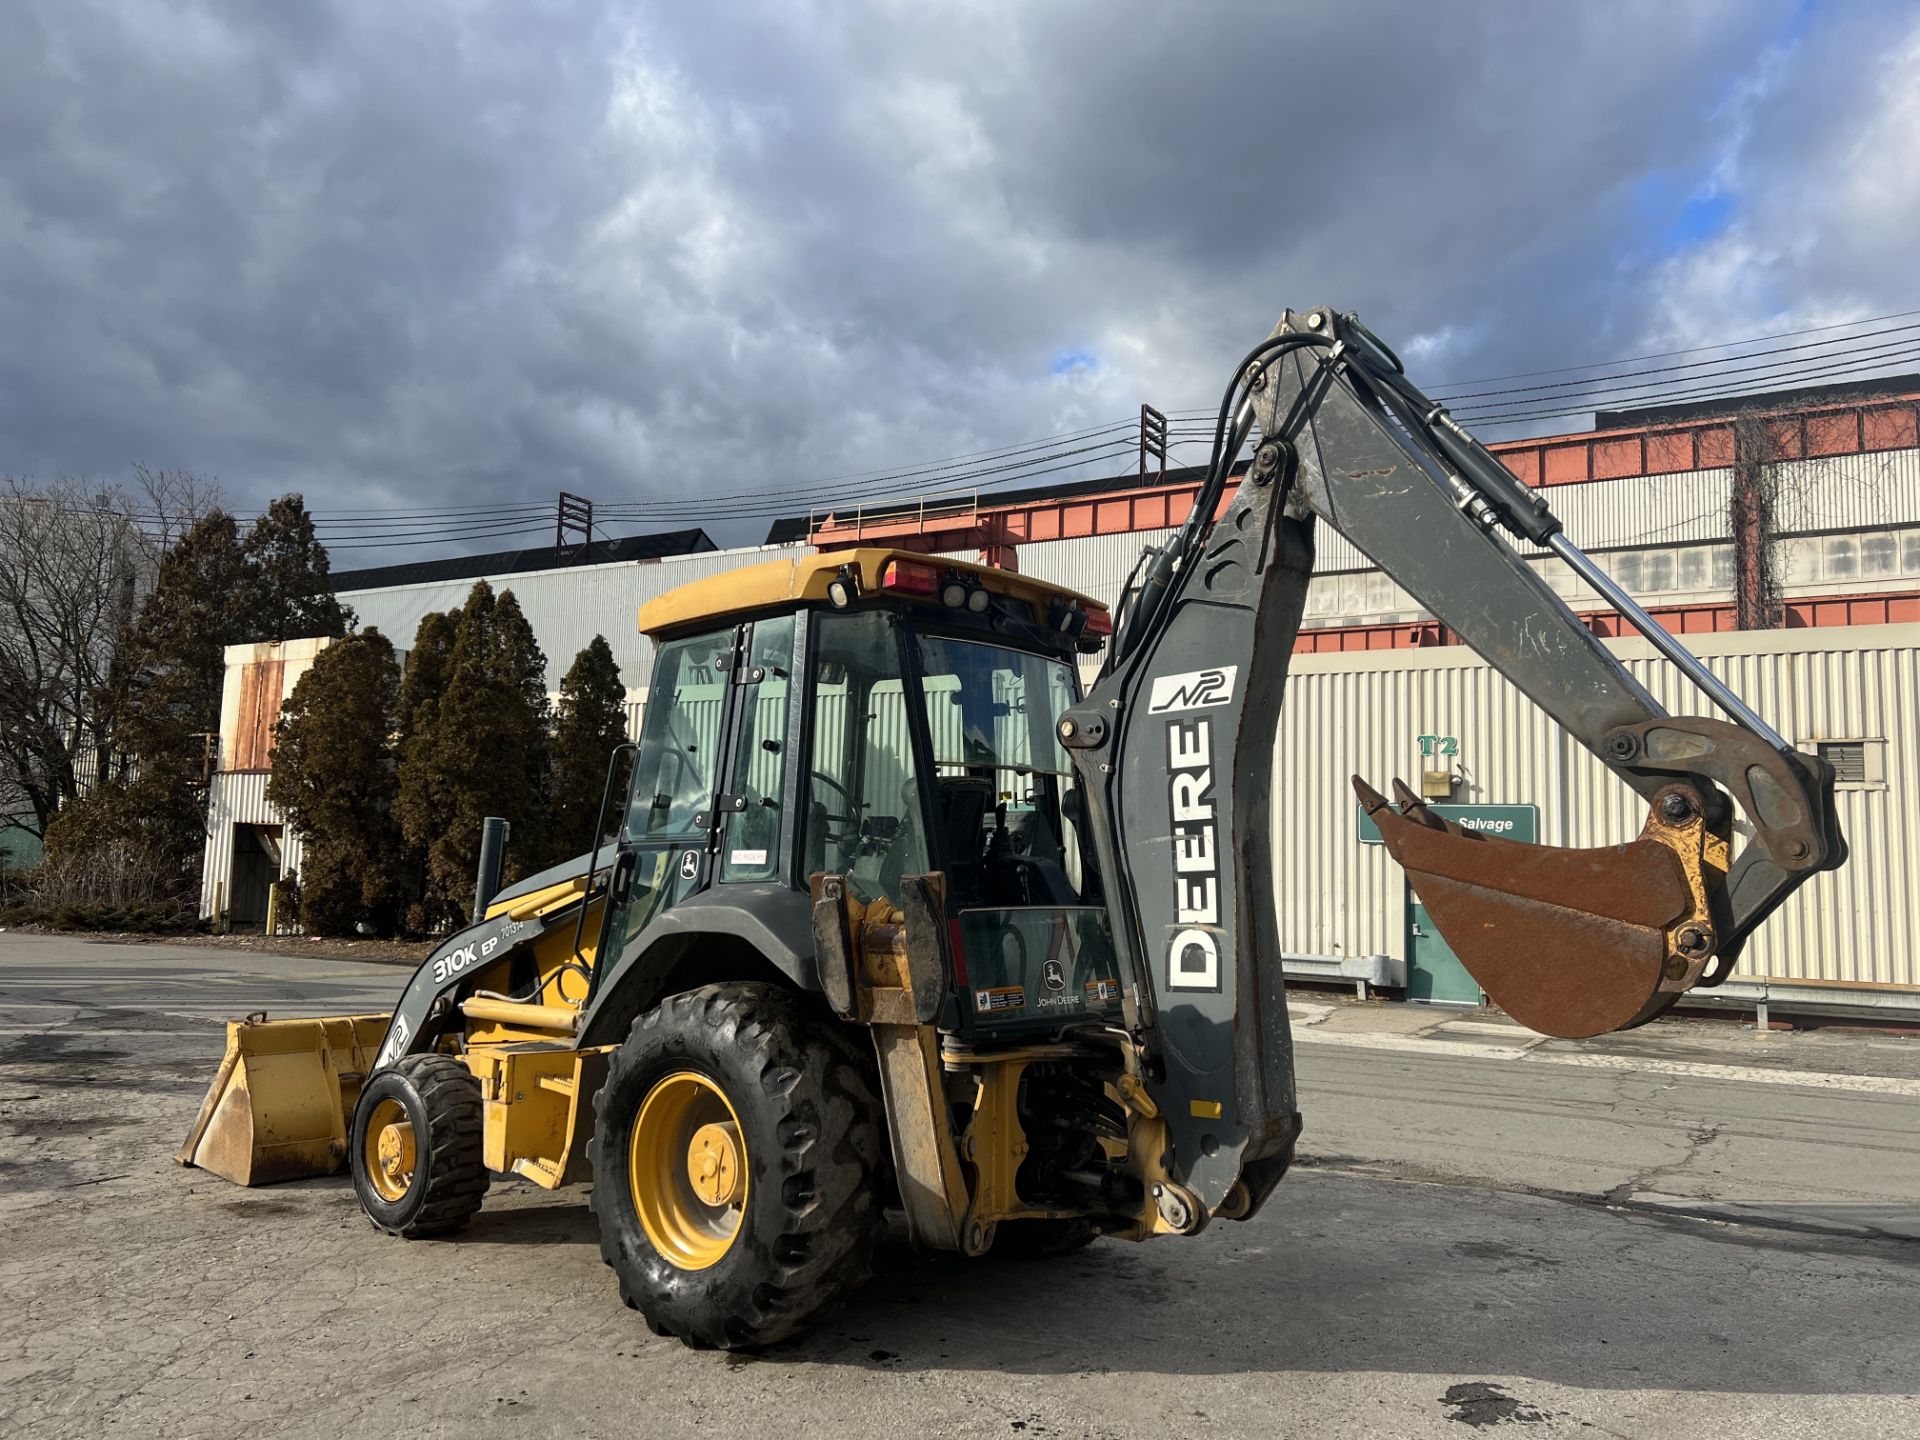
[638,547,1107,637]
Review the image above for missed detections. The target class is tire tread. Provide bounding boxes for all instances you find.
[588,982,885,1348]
[357,1053,489,1238]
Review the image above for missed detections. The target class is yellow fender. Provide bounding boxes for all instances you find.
[176,1013,392,1186]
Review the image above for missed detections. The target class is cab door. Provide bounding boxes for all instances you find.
[595,616,801,971]
[716,615,798,885]
[594,625,739,967]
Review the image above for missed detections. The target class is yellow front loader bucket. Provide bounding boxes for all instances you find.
[176,1013,391,1186]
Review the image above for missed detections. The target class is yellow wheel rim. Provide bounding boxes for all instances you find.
[362,1098,416,1203]
[628,1071,748,1271]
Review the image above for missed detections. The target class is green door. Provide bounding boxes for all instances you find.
[1406,891,1483,1006]
[1360,801,1538,1009]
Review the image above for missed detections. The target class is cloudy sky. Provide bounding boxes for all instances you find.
[5,0,1917,554]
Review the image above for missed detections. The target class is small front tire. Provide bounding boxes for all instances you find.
[349,1053,489,1237]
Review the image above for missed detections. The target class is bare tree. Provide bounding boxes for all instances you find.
[0,472,218,840]
[1728,401,1891,630]
[1729,410,1786,630]
[130,464,223,549]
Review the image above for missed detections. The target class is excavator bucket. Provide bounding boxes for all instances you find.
[1355,778,1726,1039]
[176,1013,391,1186]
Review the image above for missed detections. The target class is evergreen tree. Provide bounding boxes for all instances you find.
[393,583,551,928]
[92,493,351,897]
[399,610,458,739]
[549,635,629,860]
[107,510,252,878]
[243,494,355,642]
[392,609,458,930]
[266,629,402,935]
[491,590,553,866]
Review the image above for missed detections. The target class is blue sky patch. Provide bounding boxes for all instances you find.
[1051,348,1097,375]
[1668,190,1735,249]
[1632,170,1737,255]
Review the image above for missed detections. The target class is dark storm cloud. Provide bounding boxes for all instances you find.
[3,1,1914,551]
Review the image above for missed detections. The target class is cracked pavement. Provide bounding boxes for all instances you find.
[2,933,1917,1439]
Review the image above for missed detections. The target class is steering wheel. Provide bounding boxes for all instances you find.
[810,771,856,819]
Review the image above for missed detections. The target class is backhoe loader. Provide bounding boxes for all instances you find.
[179,307,1845,1348]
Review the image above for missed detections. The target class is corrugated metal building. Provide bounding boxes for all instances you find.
[331,529,744,695]
[1272,625,1919,1010]
[199,638,331,923]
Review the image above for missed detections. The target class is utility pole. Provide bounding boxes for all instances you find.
[1139,404,1168,482]
[556,492,594,562]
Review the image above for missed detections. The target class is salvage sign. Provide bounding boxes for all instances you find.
[1356,802,1538,846]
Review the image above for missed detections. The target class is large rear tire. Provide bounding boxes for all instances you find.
[589,982,885,1348]
[349,1053,489,1237]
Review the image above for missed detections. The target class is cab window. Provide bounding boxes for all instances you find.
[803,610,931,903]
[912,632,1098,909]
[720,616,795,882]
[626,630,730,841]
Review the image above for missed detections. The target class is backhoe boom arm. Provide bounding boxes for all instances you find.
[1060,306,1845,1227]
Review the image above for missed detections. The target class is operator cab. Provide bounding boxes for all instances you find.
[617,549,1123,1039]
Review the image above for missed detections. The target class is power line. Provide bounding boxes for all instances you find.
[1454,332,1920,422]
[327,520,557,552]
[322,432,1224,547]
[615,416,1181,512]
[1425,306,1920,392]
[1436,318,1920,405]
[316,418,1172,538]
[594,438,1171,522]
[1460,342,1920,428]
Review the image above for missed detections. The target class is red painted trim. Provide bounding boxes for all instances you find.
[1291,590,1920,654]
[1484,390,1920,489]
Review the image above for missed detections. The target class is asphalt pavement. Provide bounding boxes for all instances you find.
[1,932,1916,1439]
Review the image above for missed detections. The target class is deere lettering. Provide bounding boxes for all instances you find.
[1166,716,1222,991]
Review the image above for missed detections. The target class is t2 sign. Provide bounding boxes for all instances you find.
[1417,734,1458,758]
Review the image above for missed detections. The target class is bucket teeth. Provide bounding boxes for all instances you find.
[1390,779,1448,830]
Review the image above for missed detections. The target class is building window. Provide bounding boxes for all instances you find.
[1613,553,1642,594]
[1861,533,1897,578]
[1814,739,1885,790]
[1643,551,1673,593]
[1903,531,1920,575]
[1778,539,1815,586]
[1679,547,1708,591]
[1825,537,1856,580]
[1711,546,1734,590]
